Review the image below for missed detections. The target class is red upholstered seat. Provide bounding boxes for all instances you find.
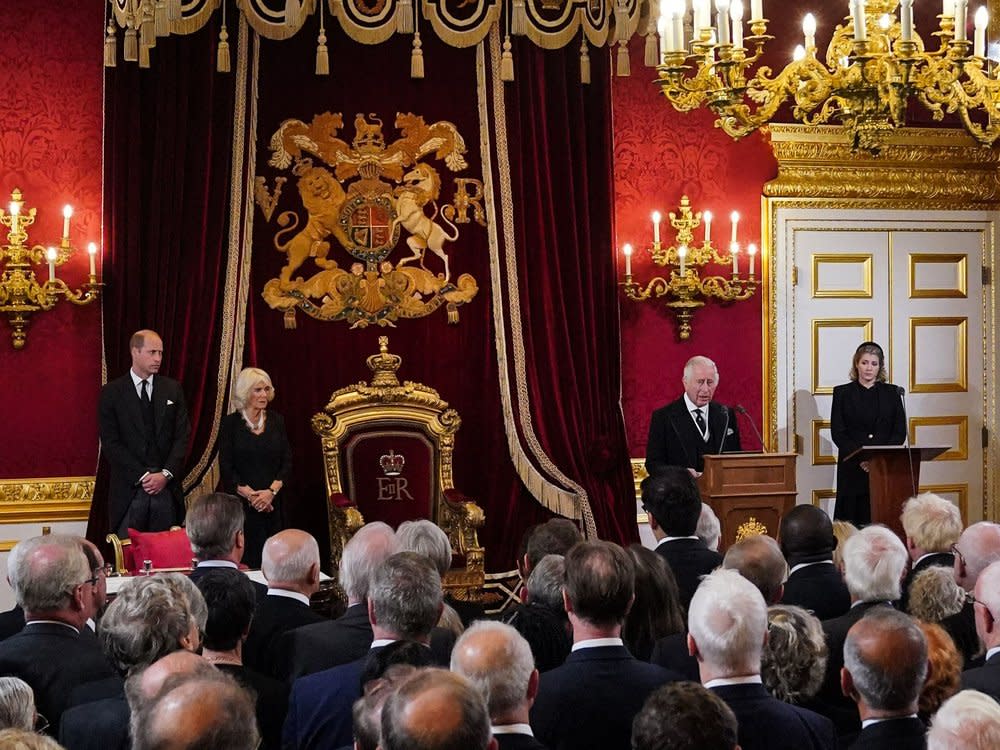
[126,527,193,574]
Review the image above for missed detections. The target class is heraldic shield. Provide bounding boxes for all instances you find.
[313,336,486,603]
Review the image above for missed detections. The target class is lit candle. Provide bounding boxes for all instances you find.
[803,13,816,49]
[955,0,968,40]
[623,243,633,276]
[793,44,806,61]
[47,247,57,281]
[730,210,740,244]
[62,205,73,240]
[703,210,713,244]
[751,0,762,21]
[658,16,668,58]
[975,6,988,56]
[652,211,662,244]
[8,201,18,233]
[748,243,757,276]
[716,0,731,45]
[87,242,98,276]
[852,0,867,42]
[678,244,687,275]
[730,0,744,47]
[731,243,739,273]
[900,0,913,41]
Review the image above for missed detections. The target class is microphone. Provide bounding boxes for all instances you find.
[898,385,917,496]
[735,405,768,453]
[718,406,730,454]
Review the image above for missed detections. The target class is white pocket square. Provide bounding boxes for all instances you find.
[726,428,734,435]
[166,399,174,406]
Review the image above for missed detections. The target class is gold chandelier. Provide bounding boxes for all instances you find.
[656,0,999,153]
[0,189,102,349]
[621,195,757,340]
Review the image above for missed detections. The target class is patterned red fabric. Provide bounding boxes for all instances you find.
[127,527,193,573]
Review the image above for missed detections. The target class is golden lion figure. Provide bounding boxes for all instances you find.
[393,164,459,282]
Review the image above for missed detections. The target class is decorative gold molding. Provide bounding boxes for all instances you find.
[765,125,1000,204]
[811,488,836,507]
[909,253,968,299]
[811,419,835,466]
[0,541,17,552]
[811,254,873,298]
[0,477,93,522]
[812,318,873,394]
[909,317,969,393]
[909,416,970,461]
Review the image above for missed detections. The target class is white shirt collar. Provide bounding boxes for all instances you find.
[492,724,534,736]
[986,646,1000,661]
[914,552,943,567]
[657,536,700,546]
[371,639,396,649]
[197,560,238,569]
[704,675,763,689]
[266,589,311,606]
[683,394,710,440]
[789,560,835,574]
[130,369,153,396]
[571,637,623,651]
[862,715,918,729]
[25,620,80,634]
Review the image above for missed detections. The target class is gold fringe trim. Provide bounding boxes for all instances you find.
[616,40,629,76]
[511,0,526,36]
[124,27,138,61]
[155,0,169,36]
[397,0,414,34]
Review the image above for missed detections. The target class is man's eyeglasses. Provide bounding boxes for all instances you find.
[81,564,114,588]
[951,543,967,570]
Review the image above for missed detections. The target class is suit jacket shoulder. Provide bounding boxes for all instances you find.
[782,564,851,621]
[961,654,1000,699]
[711,684,836,750]
[276,603,373,681]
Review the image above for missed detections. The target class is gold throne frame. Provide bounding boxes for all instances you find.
[312,337,486,601]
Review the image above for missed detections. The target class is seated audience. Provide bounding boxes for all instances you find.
[283,552,447,749]
[131,670,260,750]
[908,565,978,667]
[779,504,851,620]
[761,605,827,708]
[641,467,722,609]
[530,541,680,750]
[917,621,962,726]
[723,534,787,605]
[696,503,722,552]
[831,520,858,571]
[380,669,496,750]
[953,521,1000,593]
[124,650,216,732]
[396,519,470,633]
[0,535,117,736]
[196,568,288,749]
[689,569,834,750]
[276,521,397,681]
[623,545,685,662]
[631,681,739,750]
[501,554,571,672]
[900,492,962,611]
[927,690,1000,750]
[451,621,546,749]
[841,608,928,749]
[522,519,582,577]
[351,665,418,750]
[185,492,266,598]
[961,559,1000,699]
[242,529,325,677]
[0,677,35,731]
[0,729,65,750]
[816,524,909,738]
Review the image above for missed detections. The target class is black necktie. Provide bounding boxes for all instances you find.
[140,379,151,404]
[693,408,707,438]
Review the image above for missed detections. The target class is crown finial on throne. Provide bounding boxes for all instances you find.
[366,336,403,387]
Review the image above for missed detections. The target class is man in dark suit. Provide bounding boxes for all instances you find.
[961,560,1000,699]
[632,682,739,750]
[842,609,928,750]
[641,467,722,609]
[452,621,547,750]
[690,568,835,750]
[0,535,118,736]
[283,552,448,750]
[99,329,190,535]
[816,525,909,741]
[645,355,741,476]
[275,521,398,682]
[780,504,852,621]
[0,605,25,640]
[530,541,680,750]
[899,492,962,612]
[243,529,326,677]
[185,492,266,600]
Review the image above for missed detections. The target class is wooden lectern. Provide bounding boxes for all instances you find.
[846,445,949,540]
[698,452,797,553]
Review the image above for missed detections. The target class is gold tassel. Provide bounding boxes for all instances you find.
[140,17,154,49]
[500,35,514,81]
[614,2,627,43]
[397,0,414,34]
[139,41,151,68]
[617,41,630,76]
[104,21,118,67]
[316,31,329,74]
[285,0,300,30]
[154,0,169,36]
[168,0,181,21]
[645,32,658,66]
[511,0,526,36]
[217,24,231,72]
[124,27,138,62]
[580,38,590,84]
[411,32,424,78]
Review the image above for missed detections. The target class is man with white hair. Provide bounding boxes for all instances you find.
[961,560,1000,699]
[451,621,546,749]
[899,492,962,611]
[689,568,834,750]
[645,355,741,476]
[276,521,397,681]
[928,690,1000,750]
[243,529,325,677]
[953,521,1000,593]
[815,525,909,739]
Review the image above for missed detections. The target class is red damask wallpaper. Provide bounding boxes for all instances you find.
[0,1,105,478]
[612,39,778,457]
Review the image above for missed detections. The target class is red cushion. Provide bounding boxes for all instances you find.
[127,528,193,574]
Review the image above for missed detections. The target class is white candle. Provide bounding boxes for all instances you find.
[47,247,57,281]
[793,44,806,60]
[703,210,713,244]
[62,205,72,240]
[975,6,988,55]
[900,0,913,41]
[716,0,731,45]
[730,210,740,244]
[678,244,687,275]
[751,0,762,21]
[652,211,662,244]
[8,201,18,233]
[748,243,757,276]
[730,0,743,47]
[955,0,968,40]
[87,242,98,276]
[943,0,955,16]
[852,0,867,42]
[731,243,739,273]
[803,13,816,49]
[673,4,685,52]
[698,0,712,32]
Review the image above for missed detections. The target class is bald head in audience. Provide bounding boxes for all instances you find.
[954,521,1000,592]
[8,534,95,628]
[127,650,213,707]
[381,669,496,750]
[261,529,321,597]
[340,521,397,606]
[723,534,787,604]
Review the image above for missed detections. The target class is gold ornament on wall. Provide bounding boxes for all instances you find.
[255,112,486,329]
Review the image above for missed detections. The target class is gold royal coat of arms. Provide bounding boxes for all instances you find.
[254,112,485,328]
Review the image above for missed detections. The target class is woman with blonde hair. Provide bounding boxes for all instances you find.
[219,367,292,567]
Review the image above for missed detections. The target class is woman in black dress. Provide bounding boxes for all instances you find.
[830,342,906,526]
[219,367,292,568]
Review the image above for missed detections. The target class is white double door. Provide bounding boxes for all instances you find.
[772,207,997,523]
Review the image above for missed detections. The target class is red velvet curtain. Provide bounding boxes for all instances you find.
[87,20,237,548]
